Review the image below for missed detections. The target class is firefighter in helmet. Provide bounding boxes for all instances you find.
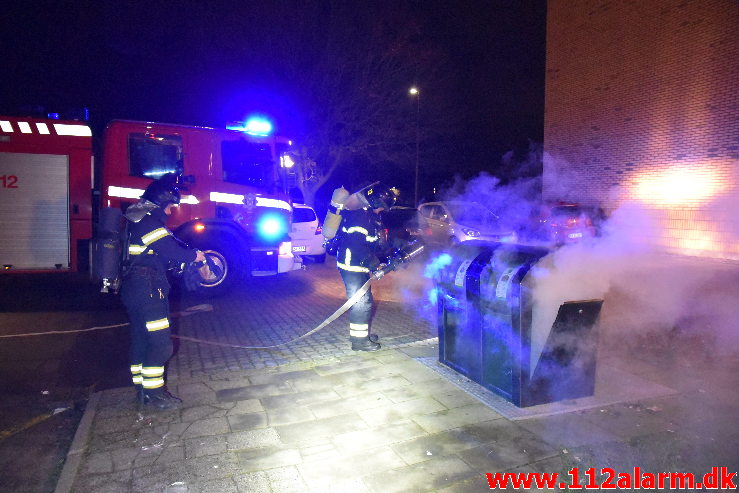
[335,182,398,351]
[121,174,205,410]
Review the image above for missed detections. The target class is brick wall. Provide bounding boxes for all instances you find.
[543,0,739,258]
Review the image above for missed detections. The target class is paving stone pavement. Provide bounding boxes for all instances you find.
[167,260,437,377]
[58,260,738,492]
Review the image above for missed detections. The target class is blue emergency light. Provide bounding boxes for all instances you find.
[257,213,287,241]
[227,117,273,136]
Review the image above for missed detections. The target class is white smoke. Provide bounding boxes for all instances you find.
[437,172,542,236]
[397,168,739,359]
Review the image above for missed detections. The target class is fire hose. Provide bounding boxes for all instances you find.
[0,243,425,349]
[171,242,424,349]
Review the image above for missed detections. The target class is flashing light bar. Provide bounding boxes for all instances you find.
[245,118,272,136]
[226,117,273,136]
[108,186,199,204]
[53,123,92,137]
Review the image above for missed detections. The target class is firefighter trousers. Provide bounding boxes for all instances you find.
[120,270,173,395]
[339,269,374,339]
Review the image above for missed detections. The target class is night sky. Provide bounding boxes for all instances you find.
[1,1,546,193]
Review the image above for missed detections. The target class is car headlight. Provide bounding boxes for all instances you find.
[462,228,480,237]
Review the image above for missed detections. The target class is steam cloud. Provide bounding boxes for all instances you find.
[392,165,739,358]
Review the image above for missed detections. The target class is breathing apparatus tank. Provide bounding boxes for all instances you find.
[322,187,350,240]
[322,182,399,240]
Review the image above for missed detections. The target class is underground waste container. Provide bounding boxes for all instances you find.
[436,242,603,407]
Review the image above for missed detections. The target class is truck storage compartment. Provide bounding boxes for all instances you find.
[0,152,70,270]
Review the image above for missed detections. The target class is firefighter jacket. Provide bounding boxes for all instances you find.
[125,201,197,273]
[336,208,382,274]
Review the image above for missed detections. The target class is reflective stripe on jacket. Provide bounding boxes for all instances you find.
[336,209,381,273]
[126,205,197,271]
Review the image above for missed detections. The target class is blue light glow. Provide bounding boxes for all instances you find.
[257,213,287,241]
[427,287,439,305]
[424,253,453,279]
[227,117,273,136]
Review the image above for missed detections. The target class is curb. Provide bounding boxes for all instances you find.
[54,391,101,493]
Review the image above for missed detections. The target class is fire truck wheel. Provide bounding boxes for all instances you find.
[190,246,241,296]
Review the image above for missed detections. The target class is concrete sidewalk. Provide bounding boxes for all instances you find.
[57,343,737,493]
[55,262,738,492]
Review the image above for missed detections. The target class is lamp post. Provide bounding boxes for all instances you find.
[409,87,420,207]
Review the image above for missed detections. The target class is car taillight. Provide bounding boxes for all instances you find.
[315,225,322,235]
[566,217,578,227]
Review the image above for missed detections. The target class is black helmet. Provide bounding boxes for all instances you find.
[362,182,398,210]
[142,173,181,207]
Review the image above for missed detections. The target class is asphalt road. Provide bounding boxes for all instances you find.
[0,273,130,493]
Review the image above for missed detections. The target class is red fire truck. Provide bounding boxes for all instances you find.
[0,114,301,291]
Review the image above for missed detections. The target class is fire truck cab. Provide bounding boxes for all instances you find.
[101,119,301,291]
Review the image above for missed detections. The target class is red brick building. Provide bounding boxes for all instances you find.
[543,0,739,258]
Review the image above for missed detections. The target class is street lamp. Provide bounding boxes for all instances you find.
[409,87,420,207]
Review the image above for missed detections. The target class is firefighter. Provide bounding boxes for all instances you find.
[121,174,205,410]
[335,183,398,351]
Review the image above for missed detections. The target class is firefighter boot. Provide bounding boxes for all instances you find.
[369,334,379,343]
[143,390,182,410]
[135,386,145,408]
[351,336,381,351]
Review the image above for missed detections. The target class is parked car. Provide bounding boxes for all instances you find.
[380,206,428,251]
[417,201,516,245]
[539,203,604,245]
[290,204,326,263]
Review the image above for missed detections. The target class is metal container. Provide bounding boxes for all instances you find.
[436,243,603,407]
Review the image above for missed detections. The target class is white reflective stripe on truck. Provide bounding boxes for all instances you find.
[53,124,92,137]
[108,186,145,199]
[255,197,291,211]
[108,186,198,204]
[210,191,244,204]
[209,192,291,211]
